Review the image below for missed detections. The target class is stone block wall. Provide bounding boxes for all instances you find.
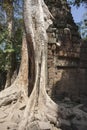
[47,33,87,102]
[45,0,87,102]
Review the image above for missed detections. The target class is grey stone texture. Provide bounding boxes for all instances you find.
[45,0,87,102]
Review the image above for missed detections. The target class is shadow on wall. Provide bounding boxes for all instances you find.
[51,67,87,104]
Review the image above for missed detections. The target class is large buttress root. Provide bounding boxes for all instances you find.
[18,0,59,129]
[0,0,59,129]
[0,35,29,128]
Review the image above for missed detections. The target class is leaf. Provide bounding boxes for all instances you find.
[4,48,15,53]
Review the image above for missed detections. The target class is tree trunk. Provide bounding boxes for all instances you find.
[18,0,58,129]
[5,1,17,88]
[0,0,59,129]
[0,34,29,129]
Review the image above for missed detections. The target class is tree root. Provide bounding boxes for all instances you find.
[0,81,28,130]
[18,86,59,130]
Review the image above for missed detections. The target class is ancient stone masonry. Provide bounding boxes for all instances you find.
[45,0,87,102]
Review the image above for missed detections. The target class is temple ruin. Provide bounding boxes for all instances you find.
[45,0,87,103]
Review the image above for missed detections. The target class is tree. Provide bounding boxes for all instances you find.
[67,0,87,7]
[0,0,58,129]
[4,0,15,88]
[81,13,87,39]
[0,0,16,88]
[0,0,23,89]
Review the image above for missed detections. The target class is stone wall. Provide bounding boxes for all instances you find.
[46,0,87,102]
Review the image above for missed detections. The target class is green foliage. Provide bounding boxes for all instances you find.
[78,13,87,39]
[0,18,23,72]
[0,28,11,70]
[67,0,87,7]
[0,0,23,73]
[0,49,6,70]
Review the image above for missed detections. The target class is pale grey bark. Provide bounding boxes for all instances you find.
[18,0,58,129]
[0,0,59,129]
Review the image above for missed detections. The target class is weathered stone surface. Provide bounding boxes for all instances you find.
[48,37,56,44]
[27,121,40,130]
[0,109,7,119]
[71,119,87,130]
[38,121,52,130]
[45,0,87,103]
[54,102,87,130]
[60,122,72,130]
[0,122,17,130]
[52,127,62,130]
